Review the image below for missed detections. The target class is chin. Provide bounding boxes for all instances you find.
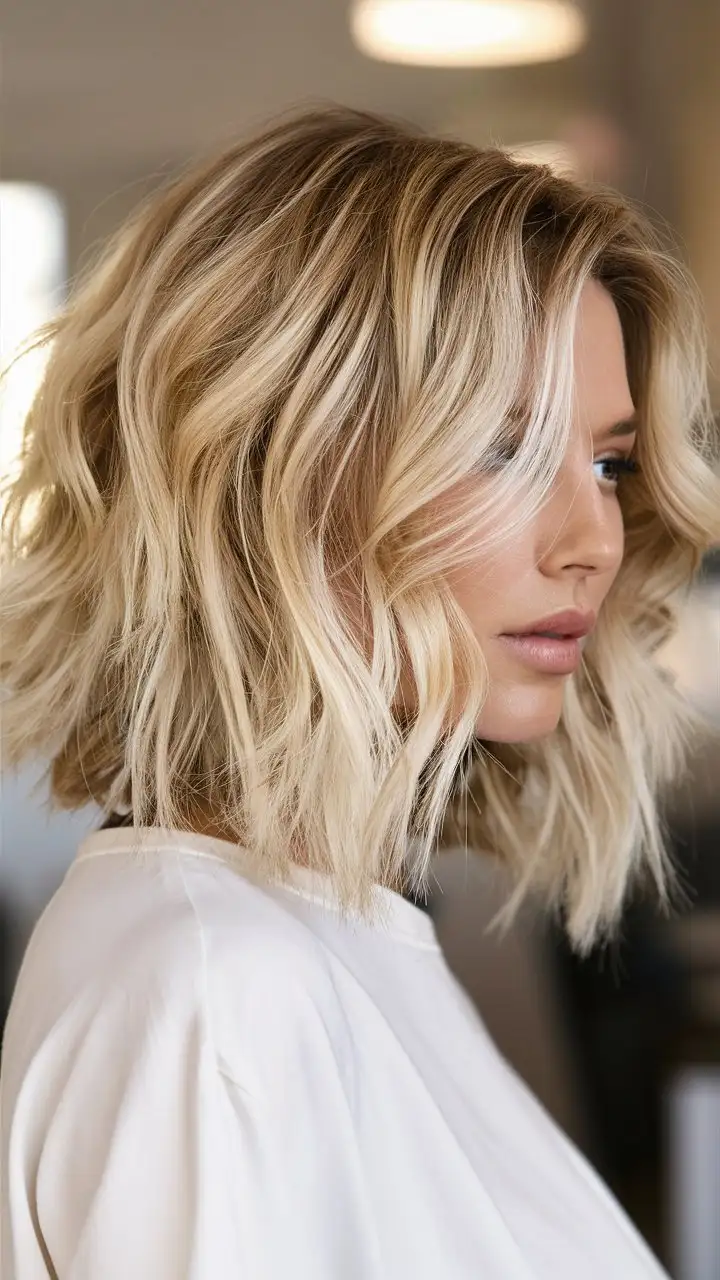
[475,705,563,743]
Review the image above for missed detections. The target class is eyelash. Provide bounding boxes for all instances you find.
[594,456,641,488]
[479,448,641,489]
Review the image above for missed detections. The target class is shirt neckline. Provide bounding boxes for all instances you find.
[73,826,441,950]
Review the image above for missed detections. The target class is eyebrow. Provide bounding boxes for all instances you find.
[606,417,638,438]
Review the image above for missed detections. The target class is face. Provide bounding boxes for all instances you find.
[394,277,637,743]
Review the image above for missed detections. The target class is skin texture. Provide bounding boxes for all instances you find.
[392,277,637,744]
[188,278,637,846]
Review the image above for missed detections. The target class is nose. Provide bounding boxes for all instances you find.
[536,459,625,580]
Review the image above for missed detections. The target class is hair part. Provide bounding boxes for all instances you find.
[2,101,719,954]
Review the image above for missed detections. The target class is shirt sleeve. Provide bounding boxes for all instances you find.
[6,917,382,1280]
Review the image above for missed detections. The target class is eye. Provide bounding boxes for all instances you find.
[594,455,641,489]
[472,445,643,485]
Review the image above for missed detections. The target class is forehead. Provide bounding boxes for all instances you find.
[572,280,635,427]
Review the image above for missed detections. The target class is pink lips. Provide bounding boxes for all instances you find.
[501,609,596,640]
[497,633,582,674]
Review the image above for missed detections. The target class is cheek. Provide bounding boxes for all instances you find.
[444,541,528,634]
[599,501,626,587]
[617,504,627,564]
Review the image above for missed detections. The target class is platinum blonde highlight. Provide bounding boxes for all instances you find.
[2,102,718,954]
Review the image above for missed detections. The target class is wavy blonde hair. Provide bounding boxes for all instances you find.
[2,102,719,954]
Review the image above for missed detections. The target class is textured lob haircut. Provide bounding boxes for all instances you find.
[2,102,719,954]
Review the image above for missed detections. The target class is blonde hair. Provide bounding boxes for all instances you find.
[2,102,718,954]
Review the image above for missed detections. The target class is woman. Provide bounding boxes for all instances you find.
[1,102,718,1279]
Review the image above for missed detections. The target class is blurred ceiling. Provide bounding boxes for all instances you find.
[2,0,588,176]
[3,0,720,400]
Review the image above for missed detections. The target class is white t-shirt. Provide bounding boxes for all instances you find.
[0,826,670,1279]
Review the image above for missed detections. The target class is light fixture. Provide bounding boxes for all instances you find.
[350,0,587,67]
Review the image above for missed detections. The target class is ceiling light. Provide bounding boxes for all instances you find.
[350,0,587,67]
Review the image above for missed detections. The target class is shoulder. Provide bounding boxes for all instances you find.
[169,853,354,1096]
[1,851,376,1279]
[8,846,352,1097]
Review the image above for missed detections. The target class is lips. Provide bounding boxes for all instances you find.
[501,609,596,640]
[497,632,583,674]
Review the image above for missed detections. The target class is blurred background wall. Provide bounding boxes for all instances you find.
[1,2,719,1275]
